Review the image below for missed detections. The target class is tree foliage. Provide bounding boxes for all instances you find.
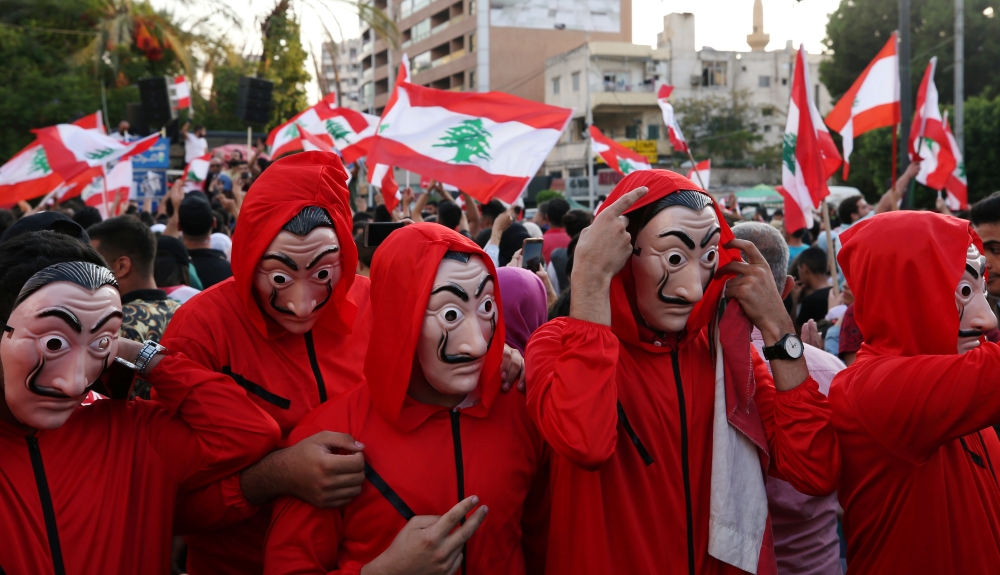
[672,89,763,162]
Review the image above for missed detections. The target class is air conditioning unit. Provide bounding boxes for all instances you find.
[689,74,701,86]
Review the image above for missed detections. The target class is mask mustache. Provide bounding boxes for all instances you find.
[958,329,985,338]
[269,281,332,316]
[436,329,489,365]
[26,355,71,399]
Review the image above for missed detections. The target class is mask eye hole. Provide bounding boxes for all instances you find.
[444,309,459,322]
[317,269,330,280]
[668,254,683,266]
[703,249,717,263]
[270,272,291,286]
[479,298,494,315]
[962,285,973,297]
[44,336,67,352]
[97,337,110,350]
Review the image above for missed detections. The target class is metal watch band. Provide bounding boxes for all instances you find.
[133,341,166,379]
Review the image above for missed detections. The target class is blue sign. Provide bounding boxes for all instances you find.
[132,169,167,199]
[130,137,170,169]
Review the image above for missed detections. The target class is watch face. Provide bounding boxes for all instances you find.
[784,335,803,359]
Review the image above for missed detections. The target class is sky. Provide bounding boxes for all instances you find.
[165,0,842,103]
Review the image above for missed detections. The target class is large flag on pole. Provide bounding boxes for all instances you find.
[782,45,842,231]
[589,126,651,175]
[33,125,158,183]
[657,85,689,153]
[368,83,572,205]
[909,57,956,192]
[824,33,899,179]
[943,112,967,210]
[172,76,192,111]
[267,104,379,161]
[368,54,412,213]
[81,160,132,218]
[686,159,711,190]
[182,153,212,192]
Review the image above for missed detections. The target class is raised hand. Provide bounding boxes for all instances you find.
[361,496,488,575]
[500,344,525,393]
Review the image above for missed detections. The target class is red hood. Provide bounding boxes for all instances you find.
[230,152,359,339]
[364,223,505,431]
[839,210,980,357]
[597,170,742,349]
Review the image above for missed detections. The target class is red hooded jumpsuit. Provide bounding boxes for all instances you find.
[263,224,548,575]
[0,352,281,575]
[525,170,839,575]
[160,152,370,575]
[831,211,1000,574]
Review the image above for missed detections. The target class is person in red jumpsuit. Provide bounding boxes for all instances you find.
[831,210,1000,574]
[264,223,548,575]
[525,170,839,575]
[0,231,280,575]
[162,152,525,575]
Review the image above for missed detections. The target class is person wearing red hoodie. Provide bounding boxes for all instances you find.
[525,170,839,575]
[0,231,280,575]
[163,152,528,575]
[264,223,548,575]
[831,210,1000,574]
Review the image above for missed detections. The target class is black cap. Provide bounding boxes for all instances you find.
[0,211,89,244]
[156,235,190,265]
[178,193,214,237]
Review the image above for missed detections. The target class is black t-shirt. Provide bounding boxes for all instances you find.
[796,286,831,327]
[188,248,233,289]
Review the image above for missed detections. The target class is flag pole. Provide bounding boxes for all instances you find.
[685,149,707,191]
[890,123,898,190]
[101,170,110,219]
[247,127,252,158]
[821,198,840,297]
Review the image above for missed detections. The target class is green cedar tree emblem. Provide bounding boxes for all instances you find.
[782,133,796,174]
[618,157,636,175]
[30,147,51,175]
[957,161,966,178]
[379,123,390,133]
[434,119,493,164]
[284,123,300,138]
[86,147,115,161]
[326,119,351,142]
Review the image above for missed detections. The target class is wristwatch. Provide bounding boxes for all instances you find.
[762,334,804,361]
[116,340,167,378]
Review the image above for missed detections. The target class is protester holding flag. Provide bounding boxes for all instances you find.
[183,120,209,164]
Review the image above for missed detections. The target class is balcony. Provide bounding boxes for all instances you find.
[432,49,465,68]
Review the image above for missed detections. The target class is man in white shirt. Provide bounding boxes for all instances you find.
[110,120,134,142]
[182,120,209,163]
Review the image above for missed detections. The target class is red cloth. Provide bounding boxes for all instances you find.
[161,152,372,575]
[0,352,280,575]
[830,211,1000,574]
[541,228,570,262]
[837,304,862,356]
[524,170,839,575]
[264,223,549,575]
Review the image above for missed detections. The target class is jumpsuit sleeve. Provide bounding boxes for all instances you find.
[264,496,356,575]
[753,349,840,496]
[845,343,1000,464]
[140,352,282,491]
[172,473,260,534]
[525,317,620,470]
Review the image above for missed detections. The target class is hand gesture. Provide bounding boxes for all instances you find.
[278,431,365,508]
[718,238,796,342]
[362,496,488,575]
[800,319,823,349]
[500,344,525,393]
[506,248,522,269]
[492,209,514,236]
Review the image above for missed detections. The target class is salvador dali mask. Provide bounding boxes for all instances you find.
[0,262,122,430]
[254,207,343,335]
[956,244,997,354]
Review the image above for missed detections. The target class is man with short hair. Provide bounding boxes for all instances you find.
[179,194,232,288]
[838,195,871,229]
[733,222,844,575]
[970,193,1000,325]
[794,247,832,328]
[183,121,209,163]
[110,120,134,142]
[436,200,470,237]
[474,199,530,266]
[542,197,571,261]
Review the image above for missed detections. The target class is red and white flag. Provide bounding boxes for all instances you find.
[172,76,192,110]
[657,85,689,154]
[368,54,412,213]
[943,112,967,210]
[686,159,711,190]
[267,103,379,162]
[32,124,157,183]
[824,33,899,179]
[72,111,106,134]
[299,127,353,184]
[781,46,842,231]
[589,126,651,175]
[182,153,212,193]
[909,57,956,192]
[368,83,572,207]
[80,160,132,218]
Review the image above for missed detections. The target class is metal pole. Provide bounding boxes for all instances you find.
[955,0,965,156]
[899,0,914,208]
[685,149,707,192]
[100,81,111,133]
[476,0,490,91]
[821,199,841,297]
[585,35,594,211]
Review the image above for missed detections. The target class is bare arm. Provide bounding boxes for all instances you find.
[875,161,920,214]
[462,193,481,237]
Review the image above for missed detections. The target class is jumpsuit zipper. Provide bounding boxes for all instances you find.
[671,351,695,575]
[450,410,467,575]
[304,330,327,403]
[26,436,66,575]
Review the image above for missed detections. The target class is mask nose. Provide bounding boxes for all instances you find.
[670,264,704,303]
[47,350,92,397]
[454,316,489,358]
[283,284,317,319]
[964,290,998,334]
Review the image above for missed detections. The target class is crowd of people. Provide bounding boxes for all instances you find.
[0,143,999,575]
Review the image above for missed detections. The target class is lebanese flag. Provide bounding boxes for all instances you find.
[173,76,192,110]
[33,125,158,182]
[943,112,967,210]
[300,127,352,184]
[909,57,956,191]
[776,185,808,233]
[589,126,651,175]
[368,83,572,207]
[686,159,711,190]
[657,85,689,154]
[0,113,108,204]
[369,55,412,213]
[824,33,899,179]
[781,45,842,230]
[267,104,379,162]
[419,173,458,192]
[81,160,132,218]
[182,153,212,192]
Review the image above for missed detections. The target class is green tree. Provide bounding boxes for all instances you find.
[672,89,763,162]
[256,1,309,128]
[434,119,493,163]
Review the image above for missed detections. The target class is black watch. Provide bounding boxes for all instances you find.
[762,334,804,361]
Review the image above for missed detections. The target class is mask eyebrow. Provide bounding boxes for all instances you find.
[701,226,721,248]
[306,246,341,270]
[262,252,299,271]
[656,230,695,249]
[37,307,82,333]
[91,309,124,333]
[967,263,980,280]
[431,283,469,302]
[475,274,494,297]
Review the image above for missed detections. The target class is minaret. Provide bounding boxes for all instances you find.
[747,0,770,51]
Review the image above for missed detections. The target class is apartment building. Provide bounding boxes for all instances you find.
[321,38,365,111]
[359,0,632,113]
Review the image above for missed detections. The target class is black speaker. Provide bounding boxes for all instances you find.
[236,77,274,125]
[138,76,175,128]
[125,103,148,136]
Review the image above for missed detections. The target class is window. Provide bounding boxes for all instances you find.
[701,61,727,86]
[758,76,770,88]
[469,70,476,89]
[762,106,774,116]
[781,78,788,86]
[411,19,431,44]
[413,51,432,73]
[764,125,772,132]
[469,32,475,53]
[572,71,581,92]
[815,85,821,107]
[625,125,638,139]
[647,124,660,140]
[552,76,561,95]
